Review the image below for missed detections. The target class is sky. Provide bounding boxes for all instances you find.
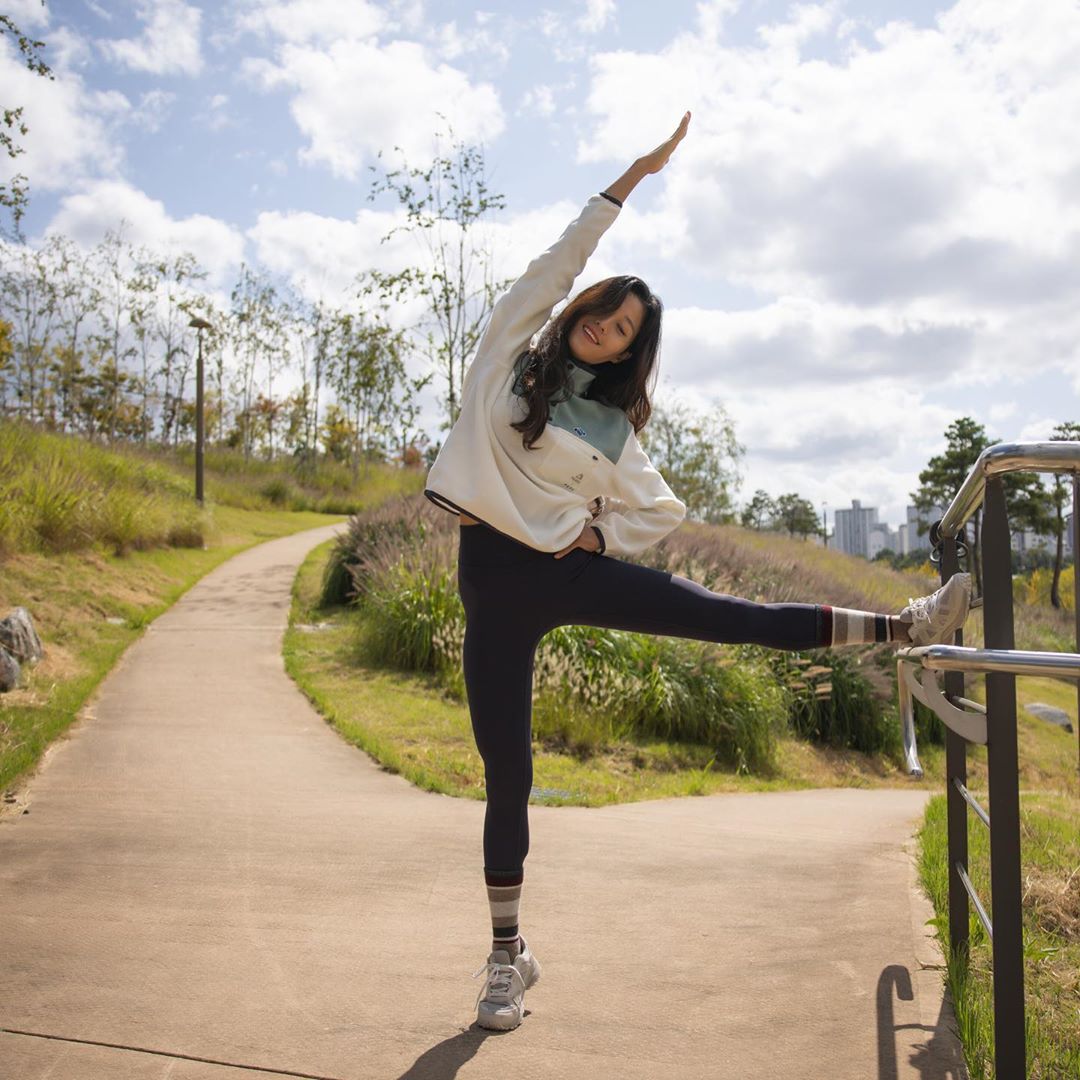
[3,0,1079,530]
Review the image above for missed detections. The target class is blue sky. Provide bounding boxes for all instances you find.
[4,0,1079,528]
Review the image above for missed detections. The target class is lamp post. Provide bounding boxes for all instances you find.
[188,316,213,505]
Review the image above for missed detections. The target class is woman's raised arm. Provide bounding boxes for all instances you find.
[603,111,691,205]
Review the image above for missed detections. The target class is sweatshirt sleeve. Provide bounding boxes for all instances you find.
[462,194,621,397]
[590,433,687,557]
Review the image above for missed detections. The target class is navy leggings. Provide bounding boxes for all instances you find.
[456,521,827,875]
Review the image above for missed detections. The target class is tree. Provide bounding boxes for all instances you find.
[741,489,776,531]
[320,403,355,464]
[48,233,99,433]
[366,127,509,428]
[774,493,820,539]
[1,241,58,421]
[912,417,991,590]
[1049,421,1080,609]
[1003,469,1053,564]
[229,265,278,458]
[640,398,744,524]
[1,8,53,238]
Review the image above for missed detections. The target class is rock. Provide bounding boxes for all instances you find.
[0,606,43,665]
[1024,702,1074,734]
[0,646,20,692]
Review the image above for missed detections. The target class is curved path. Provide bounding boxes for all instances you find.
[0,525,968,1080]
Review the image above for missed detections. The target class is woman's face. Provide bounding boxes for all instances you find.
[568,293,646,366]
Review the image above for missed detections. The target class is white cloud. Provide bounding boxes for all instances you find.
[4,0,49,29]
[430,17,512,67]
[578,0,616,34]
[520,84,556,117]
[85,1,114,21]
[130,88,176,132]
[99,0,203,77]
[570,0,1080,428]
[234,0,385,45]
[242,38,504,179]
[45,179,246,286]
[0,32,124,192]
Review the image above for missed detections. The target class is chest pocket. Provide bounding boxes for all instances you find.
[535,425,604,497]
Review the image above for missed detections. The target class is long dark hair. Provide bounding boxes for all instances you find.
[510,275,663,450]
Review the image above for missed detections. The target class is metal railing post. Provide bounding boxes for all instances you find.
[981,476,1027,1078]
[1074,476,1079,778]
[940,536,970,962]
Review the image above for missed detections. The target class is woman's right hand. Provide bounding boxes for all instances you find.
[637,111,691,175]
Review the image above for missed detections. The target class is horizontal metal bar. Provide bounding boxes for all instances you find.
[953,696,987,714]
[952,777,990,829]
[956,861,993,940]
[940,440,1080,538]
[923,644,1080,680]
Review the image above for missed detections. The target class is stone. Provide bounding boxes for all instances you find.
[0,606,43,665]
[0,646,20,692]
[1024,702,1074,734]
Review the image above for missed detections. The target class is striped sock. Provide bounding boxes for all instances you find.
[820,606,910,646]
[485,869,523,960]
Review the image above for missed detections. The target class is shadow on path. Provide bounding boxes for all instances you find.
[396,1023,507,1080]
[877,966,967,1080]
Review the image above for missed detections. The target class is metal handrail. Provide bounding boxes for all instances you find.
[939,441,1080,539]
[900,644,1080,681]
[902,438,1080,1079]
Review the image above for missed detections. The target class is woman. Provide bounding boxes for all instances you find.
[423,111,970,1031]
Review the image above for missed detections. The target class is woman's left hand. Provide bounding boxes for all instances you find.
[553,524,601,559]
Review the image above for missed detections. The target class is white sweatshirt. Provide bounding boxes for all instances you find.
[423,193,687,557]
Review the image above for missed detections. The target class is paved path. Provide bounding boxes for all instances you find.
[0,526,968,1080]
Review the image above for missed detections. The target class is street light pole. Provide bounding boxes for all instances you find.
[188,316,213,505]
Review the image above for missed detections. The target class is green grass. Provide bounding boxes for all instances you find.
[0,419,424,559]
[918,786,1080,1079]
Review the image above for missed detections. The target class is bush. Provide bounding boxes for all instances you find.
[338,494,789,772]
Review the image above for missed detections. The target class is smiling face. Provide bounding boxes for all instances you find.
[567,292,647,366]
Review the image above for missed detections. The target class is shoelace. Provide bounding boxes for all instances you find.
[907,594,933,624]
[472,960,526,1010]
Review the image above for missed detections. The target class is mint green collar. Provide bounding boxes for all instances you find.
[567,356,598,395]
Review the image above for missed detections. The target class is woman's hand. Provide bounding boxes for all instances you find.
[553,523,602,559]
[638,111,691,175]
[603,111,691,204]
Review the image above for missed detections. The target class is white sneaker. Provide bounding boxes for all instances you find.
[901,573,972,646]
[473,937,542,1031]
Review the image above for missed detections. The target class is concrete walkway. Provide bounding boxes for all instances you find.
[0,525,968,1080]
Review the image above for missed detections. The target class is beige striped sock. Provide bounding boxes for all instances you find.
[486,875,522,960]
[825,606,908,646]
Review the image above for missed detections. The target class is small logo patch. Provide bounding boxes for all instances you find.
[573,426,587,437]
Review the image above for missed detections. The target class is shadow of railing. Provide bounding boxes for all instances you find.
[877,965,968,1080]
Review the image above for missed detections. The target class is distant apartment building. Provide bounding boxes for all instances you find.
[900,504,943,556]
[832,500,1074,562]
[869,522,901,559]
[833,500,878,558]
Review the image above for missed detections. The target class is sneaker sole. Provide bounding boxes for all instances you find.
[476,1008,524,1031]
